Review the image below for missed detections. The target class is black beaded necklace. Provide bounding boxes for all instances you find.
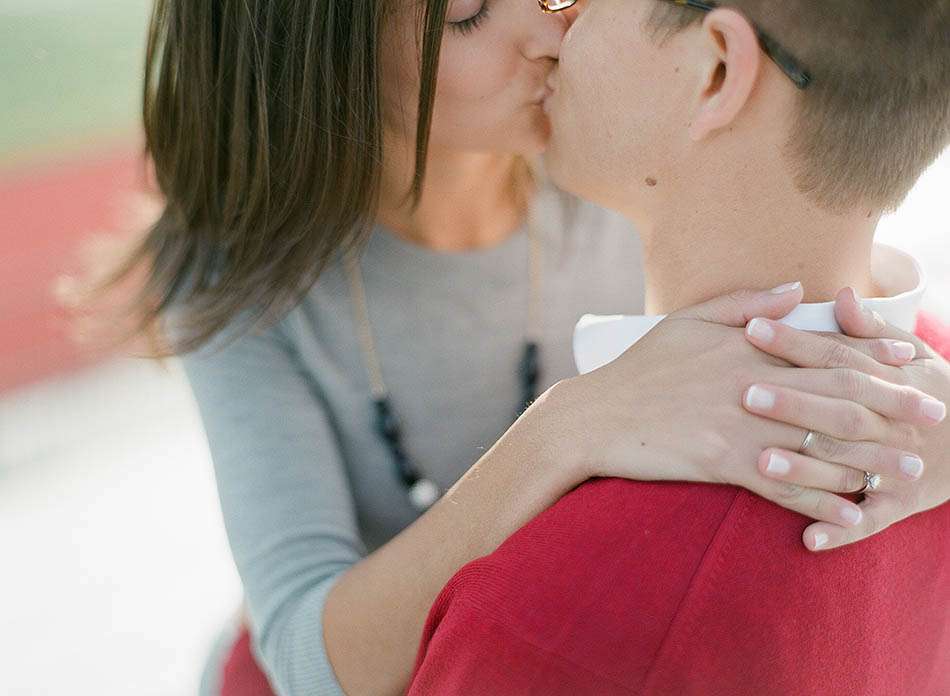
[344,219,543,512]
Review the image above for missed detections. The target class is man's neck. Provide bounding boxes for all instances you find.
[638,196,881,315]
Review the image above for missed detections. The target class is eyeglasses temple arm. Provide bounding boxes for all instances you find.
[757,31,812,89]
[675,0,810,90]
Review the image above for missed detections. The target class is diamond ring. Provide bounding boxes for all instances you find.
[857,471,882,494]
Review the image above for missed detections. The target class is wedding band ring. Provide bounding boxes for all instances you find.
[857,471,882,495]
[798,430,816,454]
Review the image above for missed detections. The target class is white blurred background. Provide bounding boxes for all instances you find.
[1,2,948,695]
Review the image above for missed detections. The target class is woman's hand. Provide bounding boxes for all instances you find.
[554,283,946,541]
[744,288,950,552]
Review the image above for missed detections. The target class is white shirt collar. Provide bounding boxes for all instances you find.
[573,244,927,375]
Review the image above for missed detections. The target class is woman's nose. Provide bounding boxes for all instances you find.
[521,5,572,60]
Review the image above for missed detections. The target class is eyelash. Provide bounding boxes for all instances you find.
[449,2,491,35]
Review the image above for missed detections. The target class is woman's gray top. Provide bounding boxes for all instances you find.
[182,183,645,696]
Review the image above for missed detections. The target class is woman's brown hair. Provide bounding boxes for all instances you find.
[78,0,452,356]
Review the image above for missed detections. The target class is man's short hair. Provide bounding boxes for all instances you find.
[647,1,950,213]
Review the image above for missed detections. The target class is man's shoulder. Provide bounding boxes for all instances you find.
[466,478,741,593]
[415,475,950,694]
[414,478,745,688]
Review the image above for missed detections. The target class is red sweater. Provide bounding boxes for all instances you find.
[407,314,950,696]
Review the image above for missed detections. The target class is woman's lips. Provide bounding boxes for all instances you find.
[532,85,553,105]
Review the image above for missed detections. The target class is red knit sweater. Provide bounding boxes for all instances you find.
[406,314,950,696]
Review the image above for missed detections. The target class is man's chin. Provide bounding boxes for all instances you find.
[542,147,621,213]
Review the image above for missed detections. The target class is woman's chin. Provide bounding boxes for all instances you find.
[523,112,552,155]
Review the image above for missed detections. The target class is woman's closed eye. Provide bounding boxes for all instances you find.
[448,0,492,35]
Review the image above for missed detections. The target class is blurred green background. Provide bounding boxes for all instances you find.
[0,0,151,164]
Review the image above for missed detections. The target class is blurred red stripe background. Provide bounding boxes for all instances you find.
[0,145,148,392]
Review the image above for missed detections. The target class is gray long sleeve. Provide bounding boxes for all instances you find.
[182,321,364,696]
[182,186,646,695]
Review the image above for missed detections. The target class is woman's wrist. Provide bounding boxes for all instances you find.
[508,376,600,491]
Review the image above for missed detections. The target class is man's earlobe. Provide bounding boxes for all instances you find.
[687,8,760,142]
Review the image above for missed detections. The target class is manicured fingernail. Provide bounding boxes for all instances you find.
[899,455,924,479]
[770,281,801,294]
[840,506,863,526]
[888,341,916,361]
[813,532,830,550]
[921,397,947,423]
[745,385,776,411]
[747,318,775,343]
[766,452,790,475]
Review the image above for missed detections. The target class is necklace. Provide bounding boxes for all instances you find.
[344,214,543,512]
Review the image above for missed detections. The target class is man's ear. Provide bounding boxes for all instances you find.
[688,8,761,142]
